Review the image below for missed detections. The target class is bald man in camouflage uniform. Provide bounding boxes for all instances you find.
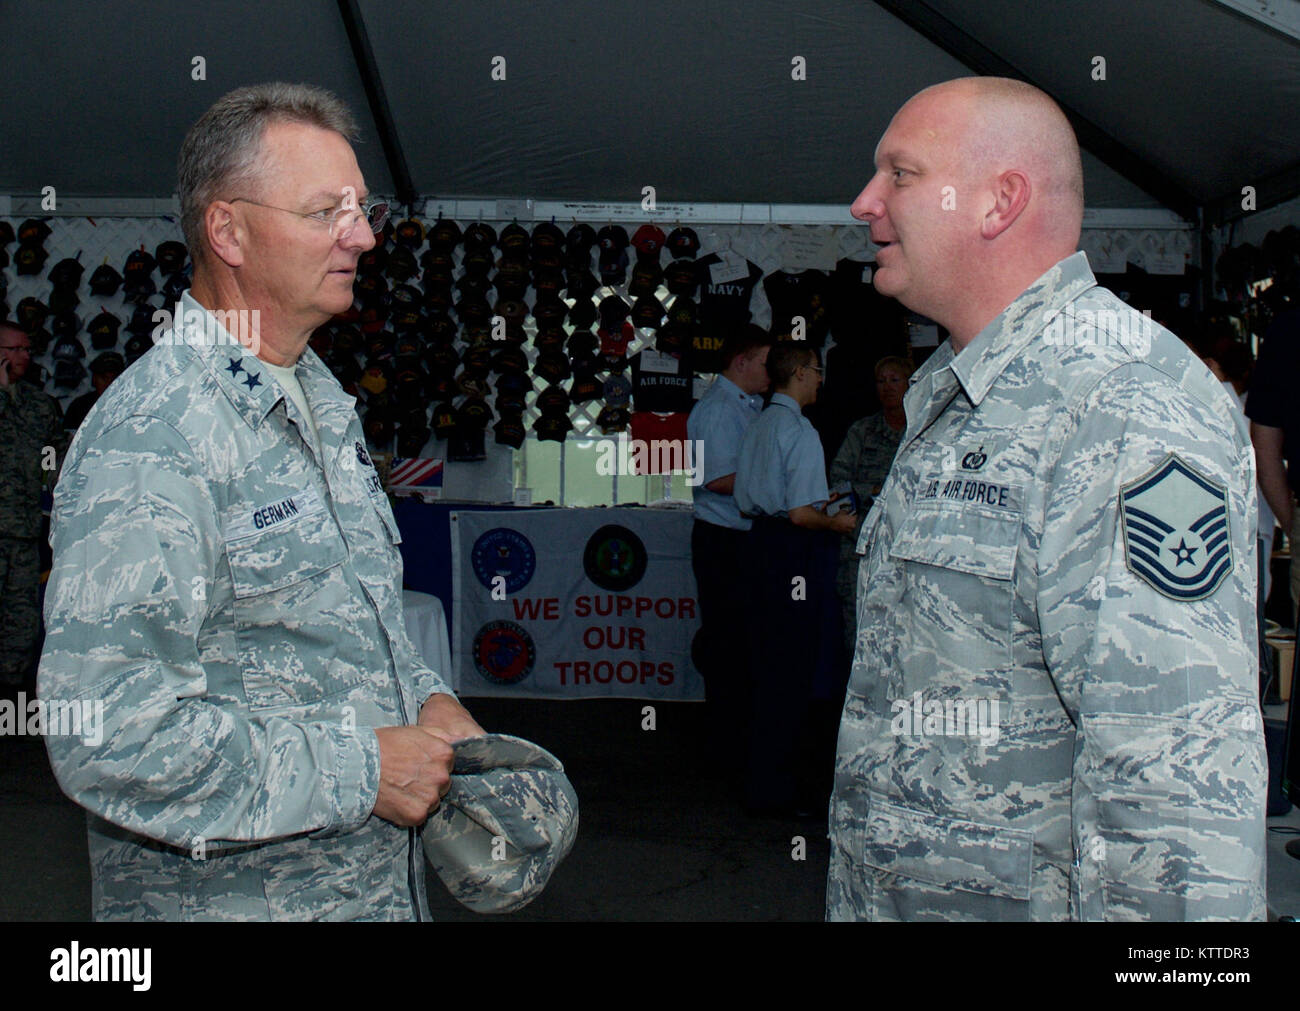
[0,322,63,688]
[40,84,484,920]
[828,78,1266,921]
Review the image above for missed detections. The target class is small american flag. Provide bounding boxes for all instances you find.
[388,457,444,500]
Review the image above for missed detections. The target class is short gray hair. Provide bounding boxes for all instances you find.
[177,82,359,263]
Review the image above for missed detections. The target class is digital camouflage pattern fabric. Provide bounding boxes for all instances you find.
[0,382,64,682]
[40,295,456,921]
[828,252,1267,922]
[422,733,579,914]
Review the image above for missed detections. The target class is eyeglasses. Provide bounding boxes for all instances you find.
[0,345,32,354]
[229,196,390,242]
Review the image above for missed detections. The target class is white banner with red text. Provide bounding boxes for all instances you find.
[449,508,704,699]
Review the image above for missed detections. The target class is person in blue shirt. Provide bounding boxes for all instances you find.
[686,326,771,781]
[735,340,856,817]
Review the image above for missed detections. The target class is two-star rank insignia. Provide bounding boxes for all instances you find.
[1120,453,1232,601]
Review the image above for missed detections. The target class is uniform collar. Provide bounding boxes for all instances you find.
[947,251,1097,407]
[182,292,355,434]
[769,392,802,413]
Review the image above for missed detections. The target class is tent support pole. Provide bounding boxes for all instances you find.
[336,0,417,210]
[870,0,1199,222]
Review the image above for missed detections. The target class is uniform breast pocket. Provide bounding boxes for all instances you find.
[224,516,358,710]
[889,498,1022,673]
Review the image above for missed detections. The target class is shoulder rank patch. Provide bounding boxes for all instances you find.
[1119,453,1231,601]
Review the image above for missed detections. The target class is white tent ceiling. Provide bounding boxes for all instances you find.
[2,0,1297,225]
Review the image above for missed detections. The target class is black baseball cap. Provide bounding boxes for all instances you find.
[598,249,628,286]
[532,297,567,330]
[569,371,603,403]
[463,222,497,252]
[494,416,526,449]
[87,311,122,349]
[16,297,49,331]
[429,217,463,251]
[162,272,191,304]
[52,335,86,361]
[395,218,427,249]
[664,259,700,297]
[596,405,629,433]
[155,241,188,275]
[632,296,665,330]
[534,351,571,384]
[535,384,571,415]
[667,226,700,259]
[88,263,123,296]
[54,359,86,389]
[458,398,494,430]
[89,350,126,375]
[433,403,458,439]
[50,310,80,338]
[494,370,532,399]
[357,245,388,276]
[531,221,564,255]
[48,257,84,290]
[123,332,152,363]
[597,225,629,253]
[568,298,598,330]
[17,218,52,246]
[386,245,419,282]
[15,244,48,275]
[499,222,530,257]
[534,414,572,443]
[629,261,663,298]
[565,223,597,257]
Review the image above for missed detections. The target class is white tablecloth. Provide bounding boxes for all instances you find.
[401,590,454,691]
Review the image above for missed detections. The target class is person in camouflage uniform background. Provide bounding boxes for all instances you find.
[829,77,1267,921]
[0,320,63,688]
[39,83,487,921]
[829,355,911,655]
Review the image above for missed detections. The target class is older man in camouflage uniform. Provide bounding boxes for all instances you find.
[0,321,63,688]
[828,77,1266,921]
[39,83,483,920]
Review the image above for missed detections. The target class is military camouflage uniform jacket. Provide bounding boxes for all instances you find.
[0,380,63,539]
[40,297,452,920]
[828,252,1267,921]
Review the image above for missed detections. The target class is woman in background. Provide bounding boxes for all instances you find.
[831,355,913,656]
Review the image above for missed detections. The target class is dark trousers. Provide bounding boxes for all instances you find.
[691,519,752,772]
[742,517,846,813]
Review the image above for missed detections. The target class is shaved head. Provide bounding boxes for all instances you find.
[921,77,1084,241]
[851,76,1086,345]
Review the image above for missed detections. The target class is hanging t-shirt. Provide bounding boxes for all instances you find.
[630,348,694,413]
[629,411,690,474]
[764,269,832,346]
[694,252,763,372]
[828,257,907,355]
